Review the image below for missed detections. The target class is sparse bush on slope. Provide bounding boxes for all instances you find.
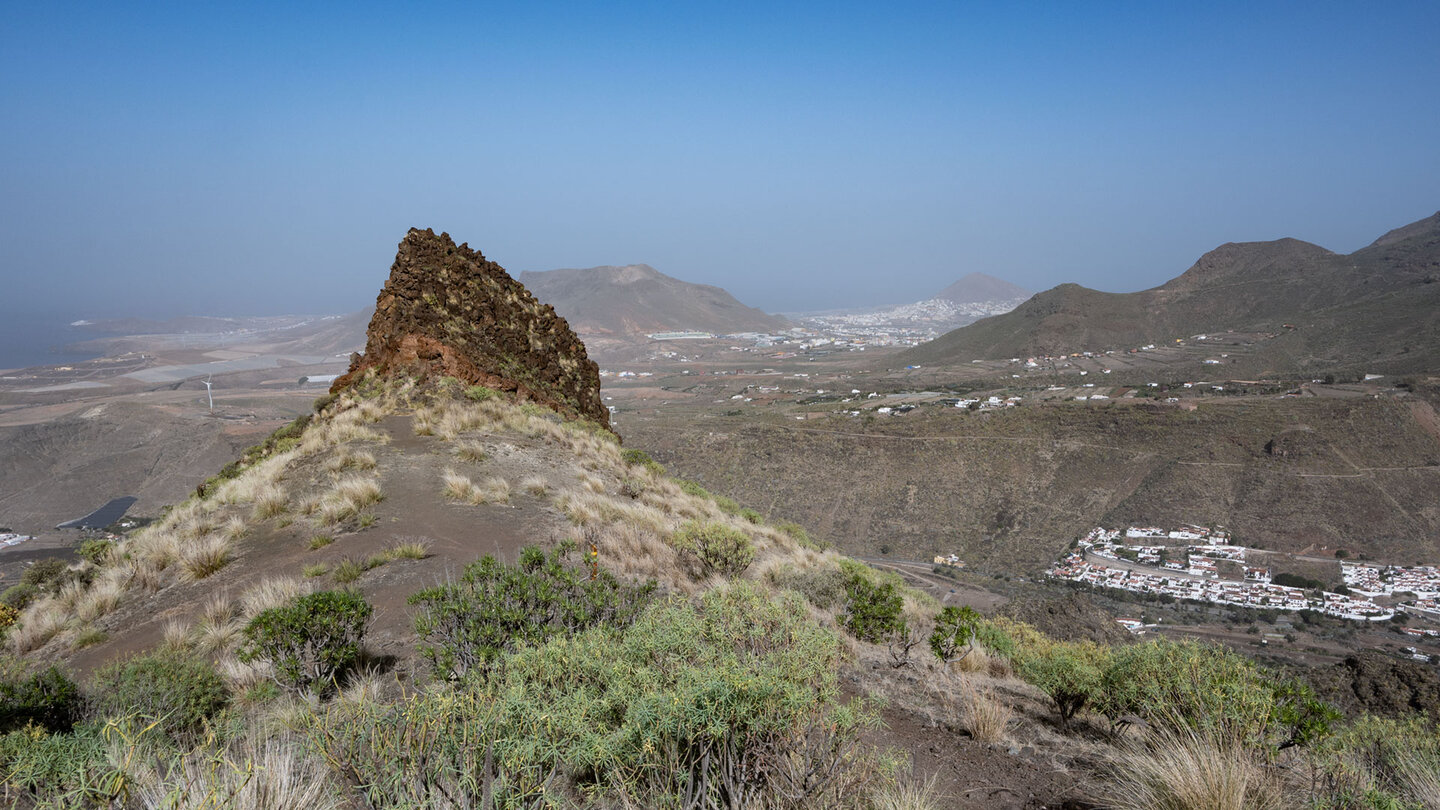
[89,650,228,739]
[671,520,755,578]
[1012,639,1110,729]
[409,542,656,681]
[841,569,906,643]
[318,583,883,809]
[239,590,372,696]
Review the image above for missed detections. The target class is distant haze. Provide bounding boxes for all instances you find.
[1,4,1437,321]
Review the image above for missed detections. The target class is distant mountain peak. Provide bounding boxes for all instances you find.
[933,273,1031,304]
[518,264,789,337]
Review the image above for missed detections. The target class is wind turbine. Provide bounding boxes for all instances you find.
[202,375,213,411]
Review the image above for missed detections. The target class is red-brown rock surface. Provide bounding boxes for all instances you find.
[334,228,609,428]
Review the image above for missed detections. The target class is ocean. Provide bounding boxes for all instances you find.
[0,312,113,371]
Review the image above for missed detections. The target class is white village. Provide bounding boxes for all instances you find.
[1048,525,1440,625]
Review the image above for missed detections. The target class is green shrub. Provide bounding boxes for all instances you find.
[841,571,905,643]
[0,724,112,803]
[1013,640,1110,728]
[77,539,115,567]
[738,507,763,524]
[90,650,228,738]
[774,519,828,550]
[1311,714,1440,808]
[20,558,69,590]
[768,562,848,609]
[0,583,38,611]
[1096,638,1276,736]
[929,605,981,663]
[317,584,870,808]
[238,590,372,695]
[677,479,711,499]
[620,447,665,475]
[671,521,755,578]
[408,543,656,680]
[312,391,339,413]
[0,662,81,733]
[464,385,497,402]
[0,603,16,631]
[1272,678,1341,749]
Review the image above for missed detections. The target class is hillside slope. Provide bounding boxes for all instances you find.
[625,396,1440,572]
[904,212,1440,374]
[518,263,790,336]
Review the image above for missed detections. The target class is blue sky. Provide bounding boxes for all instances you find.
[2,1,1437,317]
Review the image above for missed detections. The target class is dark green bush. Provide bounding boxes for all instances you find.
[0,662,81,733]
[20,559,68,590]
[239,589,372,695]
[738,507,763,524]
[0,583,39,611]
[671,521,755,578]
[1012,640,1110,728]
[841,571,905,643]
[318,584,869,809]
[89,650,228,738]
[77,539,114,567]
[409,543,656,680]
[768,562,848,609]
[1095,638,1276,735]
[464,385,497,402]
[620,447,665,475]
[929,605,981,663]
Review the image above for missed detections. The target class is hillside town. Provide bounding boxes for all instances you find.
[1047,526,1407,622]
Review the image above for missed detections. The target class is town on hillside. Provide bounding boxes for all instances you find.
[1048,526,1440,625]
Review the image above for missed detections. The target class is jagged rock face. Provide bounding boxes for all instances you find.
[335,228,609,428]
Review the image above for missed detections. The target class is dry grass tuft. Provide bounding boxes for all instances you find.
[326,448,378,474]
[519,475,549,495]
[137,736,346,810]
[315,475,383,526]
[958,679,1012,744]
[1107,726,1289,810]
[180,534,233,579]
[10,598,66,654]
[216,654,272,691]
[74,576,123,623]
[441,469,508,504]
[241,576,310,618]
[389,540,430,560]
[870,774,944,810]
[251,484,289,520]
[442,469,478,501]
[307,534,335,550]
[162,619,192,651]
[453,441,488,463]
[954,645,990,674]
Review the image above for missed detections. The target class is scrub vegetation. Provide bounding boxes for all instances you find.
[0,380,1434,809]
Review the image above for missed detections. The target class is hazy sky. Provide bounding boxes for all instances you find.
[2,1,1438,318]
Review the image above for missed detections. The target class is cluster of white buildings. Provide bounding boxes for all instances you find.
[1048,526,1396,621]
[1341,563,1440,598]
[0,532,32,549]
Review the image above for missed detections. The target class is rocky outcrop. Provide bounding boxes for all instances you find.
[334,228,608,428]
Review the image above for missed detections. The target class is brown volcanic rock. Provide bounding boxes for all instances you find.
[334,228,608,428]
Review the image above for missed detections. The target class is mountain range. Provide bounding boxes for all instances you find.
[518,263,790,336]
[904,212,1440,375]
